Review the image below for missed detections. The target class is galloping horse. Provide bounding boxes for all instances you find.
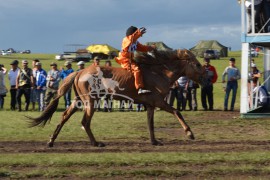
[27,49,207,147]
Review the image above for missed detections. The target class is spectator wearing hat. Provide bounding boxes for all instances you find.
[60,61,74,108]
[30,59,40,111]
[201,58,218,111]
[0,64,7,109]
[16,60,34,111]
[8,60,19,110]
[34,62,47,111]
[44,62,61,108]
[222,58,241,111]
[76,61,85,71]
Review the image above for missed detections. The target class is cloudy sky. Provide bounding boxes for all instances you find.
[0,0,241,53]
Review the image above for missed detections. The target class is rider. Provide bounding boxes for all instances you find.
[115,26,155,94]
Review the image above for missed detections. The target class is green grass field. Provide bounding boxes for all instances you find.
[0,52,269,179]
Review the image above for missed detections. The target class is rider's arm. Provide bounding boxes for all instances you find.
[137,42,154,52]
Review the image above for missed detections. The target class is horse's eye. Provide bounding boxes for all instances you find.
[196,64,201,68]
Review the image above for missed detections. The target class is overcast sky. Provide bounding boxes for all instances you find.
[0,0,241,53]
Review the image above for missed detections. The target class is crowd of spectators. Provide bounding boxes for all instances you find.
[166,57,242,112]
[1,56,265,112]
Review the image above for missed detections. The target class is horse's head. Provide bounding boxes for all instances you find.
[176,49,207,86]
[135,49,208,87]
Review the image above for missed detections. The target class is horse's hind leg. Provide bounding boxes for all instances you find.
[47,100,78,147]
[158,101,195,140]
[82,101,105,147]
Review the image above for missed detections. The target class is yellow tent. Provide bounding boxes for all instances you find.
[86,44,120,55]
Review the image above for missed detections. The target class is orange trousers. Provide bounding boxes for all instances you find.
[121,62,144,89]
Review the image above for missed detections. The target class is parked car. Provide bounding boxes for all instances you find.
[55,54,63,60]
[55,52,92,62]
[1,50,11,56]
[203,49,220,59]
[7,48,15,53]
[20,50,31,54]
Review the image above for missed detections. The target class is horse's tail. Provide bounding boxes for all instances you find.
[26,71,78,127]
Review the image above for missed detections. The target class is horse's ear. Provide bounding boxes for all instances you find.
[176,49,183,58]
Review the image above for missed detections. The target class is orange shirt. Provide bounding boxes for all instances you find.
[116,29,152,64]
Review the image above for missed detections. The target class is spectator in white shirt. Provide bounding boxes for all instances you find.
[8,60,19,110]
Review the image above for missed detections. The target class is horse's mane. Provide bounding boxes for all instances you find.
[135,49,194,65]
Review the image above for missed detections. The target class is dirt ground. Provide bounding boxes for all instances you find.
[1,110,269,154]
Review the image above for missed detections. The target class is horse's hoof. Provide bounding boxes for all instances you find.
[186,130,195,140]
[151,140,163,146]
[97,142,105,147]
[47,142,54,148]
[92,142,105,147]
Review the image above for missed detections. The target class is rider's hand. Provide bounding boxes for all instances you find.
[140,27,147,35]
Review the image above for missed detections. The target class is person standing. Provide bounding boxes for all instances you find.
[8,60,19,110]
[248,63,261,88]
[177,76,189,111]
[222,58,241,111]
[248,63,261,107]
[166,81,178,107]
[189,80,199,111]
[16,60,34,111]
[0,64,7,109]
[35,62,47,111]
[201,58,218,111]
[44,63,61,108]
[185,81,193,111]
[60,61,74,109]
[30,59,40,111]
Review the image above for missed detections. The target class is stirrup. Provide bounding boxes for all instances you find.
[138,88,151,94]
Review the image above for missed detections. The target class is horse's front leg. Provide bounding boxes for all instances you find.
[146,105,163,146]
[158,102,195,140]
[173,110,195,140]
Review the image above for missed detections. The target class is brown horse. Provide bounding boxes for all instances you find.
[27,49,207,147]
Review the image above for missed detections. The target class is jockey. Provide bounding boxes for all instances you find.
[115,26,155,94]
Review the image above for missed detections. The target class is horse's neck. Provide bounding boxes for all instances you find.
[156,61,187,84]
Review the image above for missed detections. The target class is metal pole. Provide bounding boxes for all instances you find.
[241,43,250,113]
[251,0,255,34]
[241,0,246,33]
[264,48,270,92]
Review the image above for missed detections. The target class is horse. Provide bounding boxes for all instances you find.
[27,49,207,147]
